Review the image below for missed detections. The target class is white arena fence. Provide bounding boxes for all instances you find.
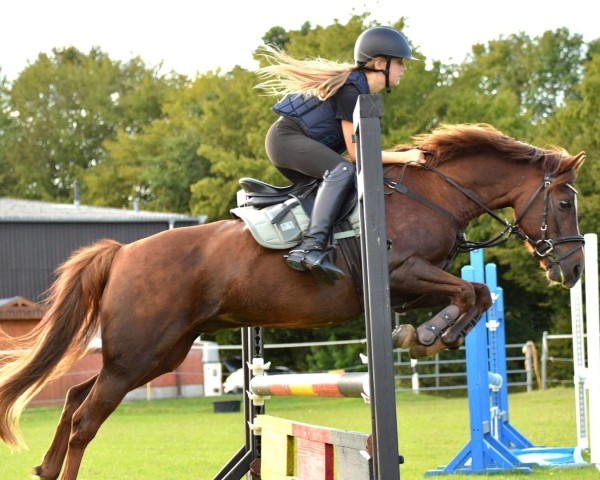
[3,336,537,406]
[208,338,535,394]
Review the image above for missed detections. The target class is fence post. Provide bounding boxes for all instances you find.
[541,331,548,390]
[524,343,533,393]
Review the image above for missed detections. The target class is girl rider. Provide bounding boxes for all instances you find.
[257,26,423,285]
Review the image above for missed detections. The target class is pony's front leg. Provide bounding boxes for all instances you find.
[439,281,493,346]
[388,255,492,358]
[34,376,97,480]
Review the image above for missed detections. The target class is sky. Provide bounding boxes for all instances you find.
[1,0,598,82]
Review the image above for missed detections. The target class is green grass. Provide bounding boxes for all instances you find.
[0,387,597,479]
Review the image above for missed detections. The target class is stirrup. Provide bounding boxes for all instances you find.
[285,249,345,285]
[286,249,312,272]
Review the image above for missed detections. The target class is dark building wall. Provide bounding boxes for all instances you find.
[0,221,196,302]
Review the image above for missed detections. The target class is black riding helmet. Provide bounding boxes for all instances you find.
[354,26,416,92]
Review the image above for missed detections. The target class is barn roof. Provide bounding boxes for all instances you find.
[0,296,43,319]
[0,197,204,224]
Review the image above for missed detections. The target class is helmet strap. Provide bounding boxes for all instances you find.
[358,58,393,93]
[384,57,392,93]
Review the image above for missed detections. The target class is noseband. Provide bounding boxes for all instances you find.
[385,164,585,270]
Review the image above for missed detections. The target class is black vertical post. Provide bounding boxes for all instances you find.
[354,94,401,480]
[212,327,263,480]
[245,326,265,459]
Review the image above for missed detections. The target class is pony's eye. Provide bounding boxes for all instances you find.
[559,200,572,210]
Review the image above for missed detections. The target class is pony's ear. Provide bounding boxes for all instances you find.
[574,152,586,171]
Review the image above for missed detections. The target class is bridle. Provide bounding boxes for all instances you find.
[511,176,584,268]
[384,162,585,270]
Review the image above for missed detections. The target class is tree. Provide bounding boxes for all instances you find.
[86,79,210,212]
[189,67,281,220]
[3,16,599,372]
[6,47,183,202]
[0,73,17,195]
[189,15,420,220]
[540,40,600,236]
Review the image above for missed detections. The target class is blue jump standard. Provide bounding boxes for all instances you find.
[426,249,587,475]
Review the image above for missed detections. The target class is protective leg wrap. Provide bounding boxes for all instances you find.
[416,304,460,346]
[441,306,480,345]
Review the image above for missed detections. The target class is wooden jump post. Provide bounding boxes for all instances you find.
[254,415,371,480]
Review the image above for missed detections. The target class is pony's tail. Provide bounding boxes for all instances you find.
[0,239,123,449]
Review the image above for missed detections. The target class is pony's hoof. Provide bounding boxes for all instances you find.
[409,339,445,359]
[440,330,463,346]
[32,465,55,480]
[392,324,417,348]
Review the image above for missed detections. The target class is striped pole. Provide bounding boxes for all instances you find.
[250,372,369,399]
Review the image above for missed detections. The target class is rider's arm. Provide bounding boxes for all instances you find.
[341,119,424,165]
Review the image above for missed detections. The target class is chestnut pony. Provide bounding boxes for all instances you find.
[0,123,585,479]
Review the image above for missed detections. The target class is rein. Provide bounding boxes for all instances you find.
[384,162,585,267]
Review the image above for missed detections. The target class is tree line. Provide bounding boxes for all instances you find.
[1,15,598,375]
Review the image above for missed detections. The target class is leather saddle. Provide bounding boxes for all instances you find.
[237,177,319,210]
[237,177,356,221]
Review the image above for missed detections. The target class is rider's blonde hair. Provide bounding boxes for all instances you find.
[255,45,361,101]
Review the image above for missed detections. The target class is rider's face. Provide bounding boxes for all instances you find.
[388,58,407,87]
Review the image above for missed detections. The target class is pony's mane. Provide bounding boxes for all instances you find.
[393,123,584,183]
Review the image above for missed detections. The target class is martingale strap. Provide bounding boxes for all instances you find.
[384,178,464,234]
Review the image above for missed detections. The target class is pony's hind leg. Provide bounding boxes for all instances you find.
[57,332,199,480]
[33,376,97,480]
[58,369,136,480]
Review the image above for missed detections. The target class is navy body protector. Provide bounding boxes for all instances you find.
[272,70,370,153]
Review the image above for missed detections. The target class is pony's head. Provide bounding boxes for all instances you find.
[409,123,586,288]
[516,149,586,287]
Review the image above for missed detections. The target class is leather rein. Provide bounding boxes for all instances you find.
[383,162,585,269]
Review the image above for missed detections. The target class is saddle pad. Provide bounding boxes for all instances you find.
[232,203,310,249]
[232,202,361,250]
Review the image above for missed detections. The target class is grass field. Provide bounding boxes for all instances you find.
[0,387,596,479]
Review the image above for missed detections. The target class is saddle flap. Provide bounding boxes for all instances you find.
[231,202,310,249]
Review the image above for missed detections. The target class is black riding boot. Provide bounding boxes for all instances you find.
[286,162,355,285]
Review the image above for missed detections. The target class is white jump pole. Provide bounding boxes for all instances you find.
[569,268,588,450]
[584,233,599,467]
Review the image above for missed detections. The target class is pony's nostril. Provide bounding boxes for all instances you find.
[573,264,582,281]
